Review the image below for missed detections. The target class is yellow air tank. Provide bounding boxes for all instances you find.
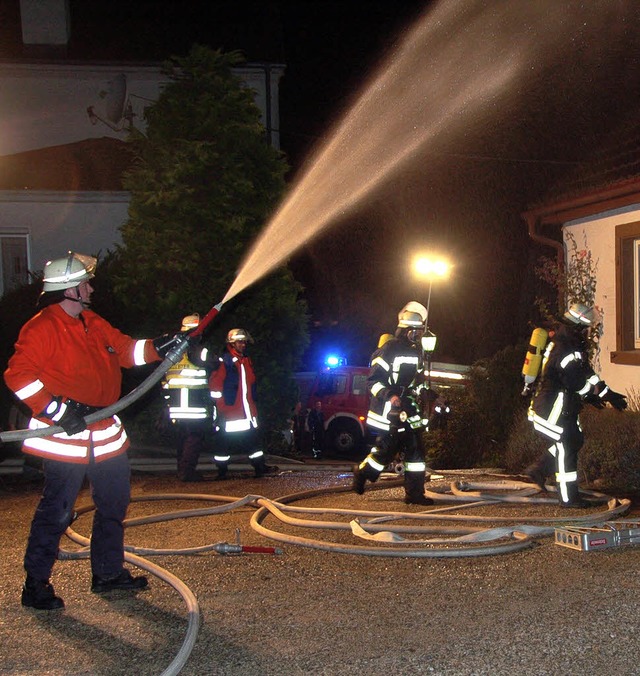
[521,327,549,393]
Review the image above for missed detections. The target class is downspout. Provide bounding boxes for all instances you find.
[264,64,272,147]
[524,212,565,309]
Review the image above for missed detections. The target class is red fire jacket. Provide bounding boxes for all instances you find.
[4,304,160,463]
[208,347,258,433]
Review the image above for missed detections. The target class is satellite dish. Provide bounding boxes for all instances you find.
[105,73,128,124]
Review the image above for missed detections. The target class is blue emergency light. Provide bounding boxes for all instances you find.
[324,354,347,368]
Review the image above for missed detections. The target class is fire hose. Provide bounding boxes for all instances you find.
[58,493,282,676]
[0,302,223,444]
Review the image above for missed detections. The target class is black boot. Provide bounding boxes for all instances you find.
[215,463,228,481]
[21,575,64,610]
[252,458,278,478]
[525,452,555,492]
[352,466,367,495]
[91,569,148,594]
[559,482,591,508]
[404,471,434,506]
[352,462,379,495]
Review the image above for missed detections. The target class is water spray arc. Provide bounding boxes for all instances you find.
[1,2,621,443]
[222,0,613,305]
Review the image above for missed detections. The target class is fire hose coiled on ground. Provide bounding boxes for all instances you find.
[51,475,629,674]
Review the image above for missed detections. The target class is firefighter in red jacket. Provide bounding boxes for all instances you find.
[209,328,275,479]
[4,252,173,610]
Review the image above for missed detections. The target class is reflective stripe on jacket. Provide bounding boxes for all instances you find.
[208,348,258,433]
[366,336,423,432]
[529,327,604,438]
[162,350,211,421]
[4,304,160,462]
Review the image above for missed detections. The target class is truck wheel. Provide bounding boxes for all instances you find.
[329,421,362,457]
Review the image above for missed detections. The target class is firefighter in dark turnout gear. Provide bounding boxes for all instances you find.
[526,303,627,507]
[208,328,275,479]
[353,302,433,505]
[161,314,213,481]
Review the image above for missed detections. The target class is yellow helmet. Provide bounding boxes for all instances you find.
[227,328,253,343]
[181,313,200,332]
[42,252,96,292]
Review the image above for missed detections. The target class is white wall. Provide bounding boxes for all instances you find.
[564,203,640,391]
[0,60,284,293]
[0,190,128,274]
[0,64,164,155]
[0,62,283,156]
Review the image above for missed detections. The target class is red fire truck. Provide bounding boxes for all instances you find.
[294,361,469,457]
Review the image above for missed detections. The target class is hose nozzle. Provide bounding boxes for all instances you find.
[213,542,283,555]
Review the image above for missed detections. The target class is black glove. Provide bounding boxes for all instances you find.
[153,330,194,359]
[153,334,176,358]
[602,388,628,411]
[583,392,605,410]
[58,406,87,435]
[41,397,89,435]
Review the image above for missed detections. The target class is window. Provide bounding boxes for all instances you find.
[613,222,640,364]
[352,374,368,395]
[317,374,347,396]
[0,235,29,297]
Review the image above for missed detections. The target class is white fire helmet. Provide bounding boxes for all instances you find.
[181,313,200,332]
[227,328,253,343]
[564,303,600,326]
[397,301,428,328]
[42,252,96,292]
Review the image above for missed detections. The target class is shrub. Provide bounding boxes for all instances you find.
[424,343,527,469]
[422,388,481,469]
[503,408,546,473]
[504,404,640,493]
[579,407,640,493]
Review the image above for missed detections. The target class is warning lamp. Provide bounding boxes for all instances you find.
[422,330,437,390]
[324,354,347,368]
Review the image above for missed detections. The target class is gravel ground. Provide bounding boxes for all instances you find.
[1,461,639,676]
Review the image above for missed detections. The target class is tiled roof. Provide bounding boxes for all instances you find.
[0,137,136,191]
[538,114,640,207]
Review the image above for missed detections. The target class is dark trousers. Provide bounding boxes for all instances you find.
[370,426,422,470]
[24,453,131,580]
[532,414,584,504]
[176,422,208,478]
[214,426,265,472]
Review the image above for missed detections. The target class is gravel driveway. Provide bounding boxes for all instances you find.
[1,462,639,676]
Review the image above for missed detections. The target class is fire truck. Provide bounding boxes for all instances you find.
[294,359,470,457]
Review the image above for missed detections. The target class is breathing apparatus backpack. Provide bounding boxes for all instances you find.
[521,327,549,396]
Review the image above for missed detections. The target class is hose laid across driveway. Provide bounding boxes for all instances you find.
[52,474,632,675]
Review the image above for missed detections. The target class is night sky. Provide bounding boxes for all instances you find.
[4,1,640,367]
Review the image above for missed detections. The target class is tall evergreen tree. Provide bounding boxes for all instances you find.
[114,45,308,439]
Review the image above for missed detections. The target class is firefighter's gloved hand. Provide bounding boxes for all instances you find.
[387,408,401,427]
[583,393,605,409]
[58,406,87,436]
[154,330,195,359]
[153,334,174,358]
[603,389,627,411]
